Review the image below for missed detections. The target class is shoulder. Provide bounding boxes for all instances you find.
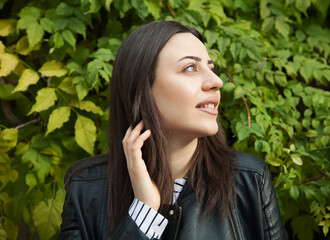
[65,153,108,181]
[232,151,268,177]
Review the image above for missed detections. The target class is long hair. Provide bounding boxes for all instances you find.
[108,21,233,230]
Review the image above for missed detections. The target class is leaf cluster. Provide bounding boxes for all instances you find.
[0,0,329,239]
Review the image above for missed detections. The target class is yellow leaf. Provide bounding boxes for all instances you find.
[0,19,17,36]
[28,88,57,115]
[0,53,19,77]
[46,106,71,135]
[75,114,96,155]
[0,128,18,153]
[3,218,18,240]
[0,41,5,53]
[74,100,104,115]
[16,36,30,55]
[0,229,7,239]
[58,77,76,95]
[13,69,39,92]
[291,154,303,166]
[13,61,25,76]
[33,198,63,240]
[39,60,68,77]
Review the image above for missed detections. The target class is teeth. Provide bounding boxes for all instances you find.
[200,104,215,109]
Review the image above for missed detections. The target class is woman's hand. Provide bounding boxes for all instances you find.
[122,121,161,211]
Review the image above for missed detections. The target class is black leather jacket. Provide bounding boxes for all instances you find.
[59,151,288,240]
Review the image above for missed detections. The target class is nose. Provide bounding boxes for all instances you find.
[202,69,223,91]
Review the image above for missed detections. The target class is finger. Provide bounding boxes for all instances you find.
[129,131,150,168]
[123,125,133,142]
[126,121,145,145]
[131,129,151,154]
[122,125,133,156]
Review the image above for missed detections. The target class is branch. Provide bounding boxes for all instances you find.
[219,68,251,128]
[165,1,176,17]
[303,175,327,183]
[14,118,40,130]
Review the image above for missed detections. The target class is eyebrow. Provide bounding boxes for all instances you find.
[178,56,214,65]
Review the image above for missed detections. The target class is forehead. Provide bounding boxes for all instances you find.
[158,33,209,61]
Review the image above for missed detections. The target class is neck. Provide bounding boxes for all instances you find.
[169,137,198,180]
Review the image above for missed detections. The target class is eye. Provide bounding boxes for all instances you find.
[183,63,197,72]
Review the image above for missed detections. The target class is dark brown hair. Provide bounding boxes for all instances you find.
[108,21,233,230]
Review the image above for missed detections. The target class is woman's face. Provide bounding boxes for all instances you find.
[151,33,223,141]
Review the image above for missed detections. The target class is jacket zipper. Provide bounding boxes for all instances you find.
[173,206,182,240]
[229,212,238,240]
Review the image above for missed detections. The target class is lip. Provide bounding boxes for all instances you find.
[195,96,220,115]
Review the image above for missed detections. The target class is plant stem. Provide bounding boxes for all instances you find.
[15,118,40,130]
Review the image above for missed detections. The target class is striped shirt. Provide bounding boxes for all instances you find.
[128,178,187,239]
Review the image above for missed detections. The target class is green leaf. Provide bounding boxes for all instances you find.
[312,0,329,19]
[39,60,68,77]
[46,106,71,135]
[274,71,287,87]
[75,114,96,155]
[74,100,104,115]
[299,65,312,83]
[261,17,274,33]
[222,82,235,92]
[28,88,57,115]
[254,140,271,153]
[40,18,53,33]
[26,22,44,49]
[235,122,251,142]
[0,83,23,100]
[73,76,89,101]
[275,18,290,40]
[52,18,69,32]
[62,29,76,49]
[90,48,114,61]
[291,154,303,165]
[25,173,37,192]
[13,69,40,92]
[105,0,113,11]
[230,42,241,61]
[68,18,86,38]
[290,185,299,200]
[234,85,245,100]
[53,32,64,49]
[265,156,282,167]
[22,148,51,183]
[295,0,311,14]
[55,2,74,16]
[217,37,230,55]
[145,0,161,19]
[260,0,271,18]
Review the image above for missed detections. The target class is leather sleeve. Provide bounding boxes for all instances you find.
[58,193,83,239]
[109,215,151,240]
[58,165,150,240]
[59,200,150,240]
[261,164,288,240]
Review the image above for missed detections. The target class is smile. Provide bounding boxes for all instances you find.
[197,104,215,109]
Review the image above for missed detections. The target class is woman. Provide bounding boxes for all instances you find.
[59,21,287,239]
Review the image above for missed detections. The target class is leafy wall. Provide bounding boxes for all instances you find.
[0,0,329,239]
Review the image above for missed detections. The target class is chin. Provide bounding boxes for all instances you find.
[197,125,219,137]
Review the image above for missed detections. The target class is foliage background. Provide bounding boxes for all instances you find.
[0,0,329,239]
